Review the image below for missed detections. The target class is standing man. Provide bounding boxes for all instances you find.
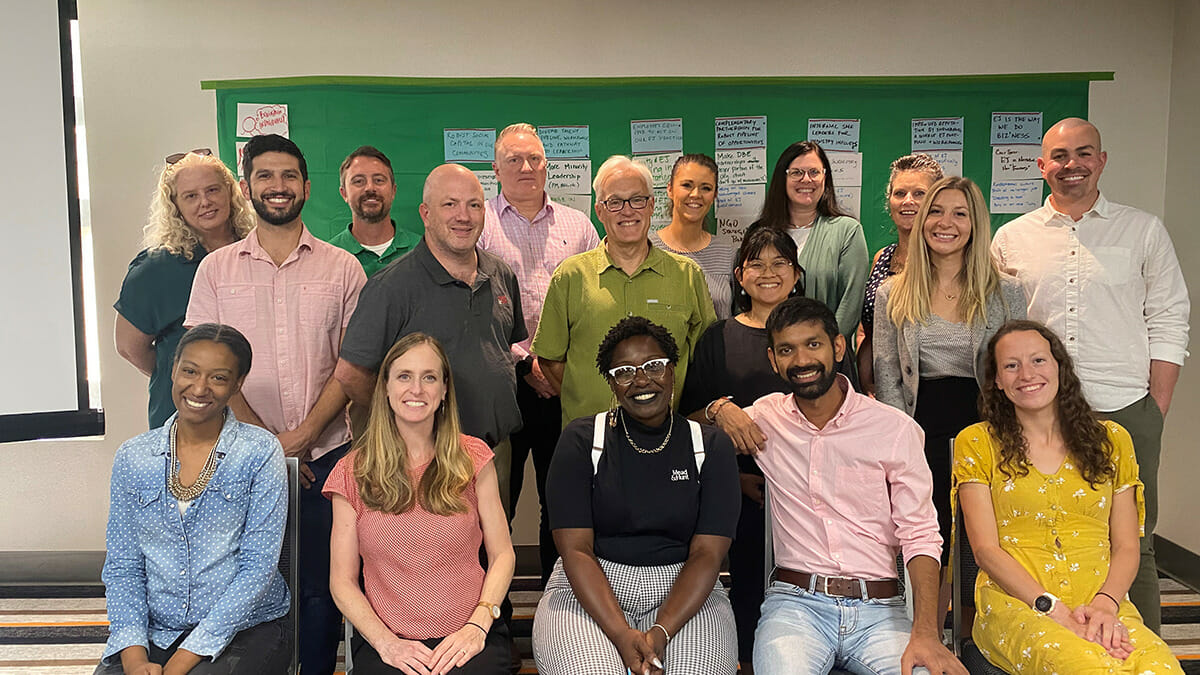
[992,117,1189,631]
[722,297,963,675]
[335,163,526,515]
[479,123,600,582]
[329,145,420,277]
[532,155,716,427]
[185,134,366,675]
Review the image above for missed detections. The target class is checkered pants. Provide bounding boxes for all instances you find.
[533,557,737,674]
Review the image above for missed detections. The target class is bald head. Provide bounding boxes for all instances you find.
[422,163,483,205]
[1042,117,1102,154]
[1038,117,1107,211]
[419,163,486,259]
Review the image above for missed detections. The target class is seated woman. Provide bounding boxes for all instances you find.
[98,323,291,675]
[326,333,515,675]
[680,224,804,671]
[534,317,741,675]
[115,150,255,429]
[953,320,1181,673]
[649,153,736,318]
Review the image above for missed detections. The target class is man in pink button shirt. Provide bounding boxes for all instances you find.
[722,297,964,675]
[185,134,366,675]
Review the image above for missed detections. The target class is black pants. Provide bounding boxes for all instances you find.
[509,375,562,585]
[913,376,980,567]
[94,616,291,675]
[299,442,352,675]
[351,621,511,675]
[728,455,766,664]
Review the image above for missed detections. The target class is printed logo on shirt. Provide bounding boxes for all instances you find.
[497,294,509,306]
[671,468,690,482]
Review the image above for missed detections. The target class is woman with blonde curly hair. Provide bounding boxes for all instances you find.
[326,333,515,675]
[115,149,255,428]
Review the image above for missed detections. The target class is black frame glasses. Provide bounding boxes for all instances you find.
[598,195,651,212]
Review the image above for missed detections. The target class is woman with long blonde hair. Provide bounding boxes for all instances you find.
[115,149,255,428]
[326,333,515,675]
[873,176,1026,614]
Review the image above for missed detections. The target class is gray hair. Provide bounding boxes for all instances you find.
[494,123,542,157]
[592,155,653,199]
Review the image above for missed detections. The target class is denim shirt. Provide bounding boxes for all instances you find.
[101,410,290,661]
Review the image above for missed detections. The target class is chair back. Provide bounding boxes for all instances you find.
[281,457,300,675]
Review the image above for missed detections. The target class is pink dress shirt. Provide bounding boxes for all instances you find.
[479,193,600,358]
[185,226,366,461]
[748,376,942,579]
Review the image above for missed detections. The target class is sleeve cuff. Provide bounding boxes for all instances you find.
[1148,344,1188,365]
[902,544,943,570]
[178,625,229,659]
[102,627,149,661]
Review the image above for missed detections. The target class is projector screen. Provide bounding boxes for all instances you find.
[0,0,103,442]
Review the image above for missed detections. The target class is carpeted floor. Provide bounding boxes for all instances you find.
[1,576,1196,674]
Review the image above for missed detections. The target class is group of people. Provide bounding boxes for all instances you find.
[100,116,1187,675]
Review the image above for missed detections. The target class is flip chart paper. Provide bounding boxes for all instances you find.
[807,119,860,152]
[538,125,590,159]
[925,150,963,178]
[547,160,592,194]
[991,145,1042,181]
[911,117,964,151]
[715,182,766,241]
[236,103,289,138]
[827,151,863,187]
[444,128,496,162]
[235,141,248,178]
[631,118,683,155]
[650,187,672,230]
[553,193,593,215]
[989,179,1043,214]
[834,185,862,220]
[716,148,767,185]
[638,152,682,187]
[715,116,767,150]
[990,112,1043,145]
[472,170,498,200]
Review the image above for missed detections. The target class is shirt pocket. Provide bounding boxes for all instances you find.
[215,285,258,330]
[131,486,166,542]
[640,299,690,344]
[204,479,251,531]
[297,282,341,329]
[835,466,888,520]
[1093,247,1132,286]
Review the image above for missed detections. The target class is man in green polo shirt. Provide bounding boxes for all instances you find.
[328,145,420,277]
[532,155,717,428]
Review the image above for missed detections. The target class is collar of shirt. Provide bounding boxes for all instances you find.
[495,191,552,224]
[1042,192,1114,226]
[331,219,419,256]
[781,375,857,432]
[236,224,317,266]
[413,237,492,289]
[592,238,668,278]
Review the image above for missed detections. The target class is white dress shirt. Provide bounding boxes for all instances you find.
[992,194,1189,411]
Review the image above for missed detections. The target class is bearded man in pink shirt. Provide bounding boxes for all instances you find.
[715,297,964,675]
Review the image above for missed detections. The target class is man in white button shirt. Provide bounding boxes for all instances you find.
[991,117,1190,631]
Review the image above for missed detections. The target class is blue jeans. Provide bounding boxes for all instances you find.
[754,580,929,675]
[299,442,350,675]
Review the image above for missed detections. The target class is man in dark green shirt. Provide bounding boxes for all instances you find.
[328,145,419,277]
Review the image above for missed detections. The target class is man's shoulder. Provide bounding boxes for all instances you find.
[554,246,605,276]
[850,390,919,429]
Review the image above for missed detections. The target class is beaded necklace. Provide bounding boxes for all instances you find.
[167,420,221,502]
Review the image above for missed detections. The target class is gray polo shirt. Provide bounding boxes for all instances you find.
[340,238,527,445]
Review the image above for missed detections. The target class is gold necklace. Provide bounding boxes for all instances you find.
[167,421,221,502]
[620,408,674,454]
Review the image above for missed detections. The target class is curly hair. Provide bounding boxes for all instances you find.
[142,152,255,260]
[595,316,680,375]
[979,320,1115,487]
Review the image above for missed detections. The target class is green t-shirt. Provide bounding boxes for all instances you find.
[532,241,717,427]
[328,219,421,277]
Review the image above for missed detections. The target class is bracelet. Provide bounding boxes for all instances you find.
[465,621,488,636]
[650,623,671,643]
[705,396,733,422]
[1095,591,1120,609]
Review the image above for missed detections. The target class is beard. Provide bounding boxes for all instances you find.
[352,192,391,223]
[785,363,838,400]
[251,189,306,226]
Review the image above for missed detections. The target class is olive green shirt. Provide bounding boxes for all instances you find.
[532,240,717,428]
[328,219,421,278]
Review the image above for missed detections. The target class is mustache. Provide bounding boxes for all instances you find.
[260,190,294,200]
[786,364,824,381]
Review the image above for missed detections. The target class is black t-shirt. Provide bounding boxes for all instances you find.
[547,411,740,566]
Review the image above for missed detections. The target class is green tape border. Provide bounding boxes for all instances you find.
[201,72,1114,91]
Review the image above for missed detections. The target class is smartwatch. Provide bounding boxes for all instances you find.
[1033,592,1058,615]
[477,600,501,619]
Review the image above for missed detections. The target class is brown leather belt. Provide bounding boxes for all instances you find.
[774,568,900,600]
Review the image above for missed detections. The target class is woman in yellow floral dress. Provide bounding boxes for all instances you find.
[953,320,1179,674]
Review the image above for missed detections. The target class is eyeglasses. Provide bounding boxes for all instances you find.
[607,358,670,386]
[166,148,213,164]
[785,168,825,180]
[743,260,795,275]
[599,195,651,212]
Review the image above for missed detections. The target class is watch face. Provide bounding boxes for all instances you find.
[490,604,501,619]
[1035,594,1053,613]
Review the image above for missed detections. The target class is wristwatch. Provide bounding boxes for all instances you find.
[1033,592,1059,615]
[477,600,501,619]
[516,355,534,378]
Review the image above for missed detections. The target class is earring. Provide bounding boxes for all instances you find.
[608,392,619,428]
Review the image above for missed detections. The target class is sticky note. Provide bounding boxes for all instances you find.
[924,150,963,178]
[827,151,863,187]
[989,179,1043,214]
[991,113,1043,145]
[715,148,767,185]
[715,116,768,150]
[546,160,592,195]
[992,145,1042,181]
[444,128,496,163]
[911,117,964,151]
[833,185,862,220]
[538,125,590,159]
[472,170,498,200]
[236,103,289,138]
[807,119,860,152]
[631,118,684,155]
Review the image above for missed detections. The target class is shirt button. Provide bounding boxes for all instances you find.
[1069,250,1076,256]
[180,569,186,576]
[1068,278,1076,283]
[1068,307,1076,313]
[1068,336,1075,342]
[826,519,833,525]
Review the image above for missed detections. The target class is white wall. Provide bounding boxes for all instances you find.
[1159,0,1200,554]
[1,0,1191,556]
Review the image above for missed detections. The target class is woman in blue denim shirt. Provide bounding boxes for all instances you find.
[97,324,291,675]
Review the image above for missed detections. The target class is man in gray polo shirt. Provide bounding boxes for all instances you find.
[335,163,526,514]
